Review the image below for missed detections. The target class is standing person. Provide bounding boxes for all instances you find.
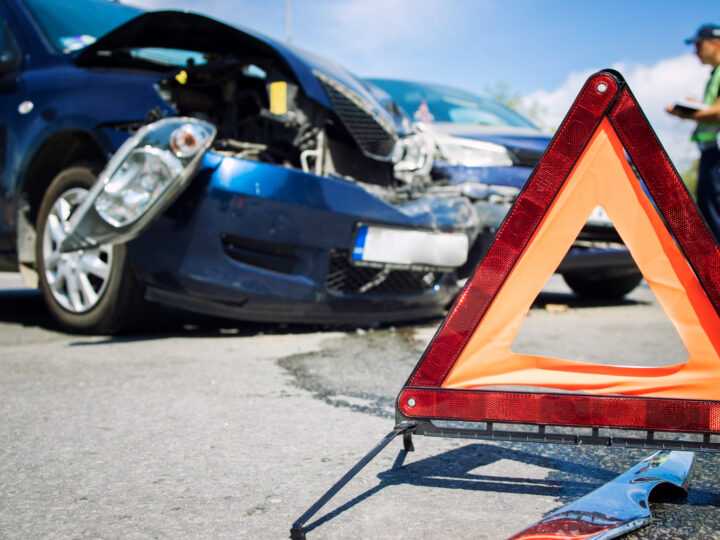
[667,24,720,243]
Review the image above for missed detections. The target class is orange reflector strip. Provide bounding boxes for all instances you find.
[397,389,720,432]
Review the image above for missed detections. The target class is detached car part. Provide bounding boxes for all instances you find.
[509,449,695,540]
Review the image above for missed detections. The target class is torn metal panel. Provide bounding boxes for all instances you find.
[508,449,695,540]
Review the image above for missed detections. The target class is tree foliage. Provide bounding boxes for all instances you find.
[484,80,550,131]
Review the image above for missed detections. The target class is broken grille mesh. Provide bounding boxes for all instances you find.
[326,251,439,295]
[317,78,396,158]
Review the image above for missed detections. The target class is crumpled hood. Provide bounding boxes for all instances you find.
[75,10,391,124]
[431,122,552,155]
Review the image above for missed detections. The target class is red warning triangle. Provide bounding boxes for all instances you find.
[397,70,720,433]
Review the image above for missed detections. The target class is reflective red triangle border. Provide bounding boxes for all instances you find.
[397,70,720,433]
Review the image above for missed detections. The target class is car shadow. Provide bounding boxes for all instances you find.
[72,309,341,345]
[0,287,58,329]
[0,285,445,345]
[0,281,648,343]
[531,289,649,310]
[0,286,333,340]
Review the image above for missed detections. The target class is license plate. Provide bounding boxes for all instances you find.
[352,225,468,268]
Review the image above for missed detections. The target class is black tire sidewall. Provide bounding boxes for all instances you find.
[562,271,643,300]
[35,164,137,333]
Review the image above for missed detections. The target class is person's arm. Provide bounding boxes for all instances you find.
[666,97,720,122]
[690,99,720,122]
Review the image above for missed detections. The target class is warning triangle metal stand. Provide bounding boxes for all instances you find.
[290,69,720,539]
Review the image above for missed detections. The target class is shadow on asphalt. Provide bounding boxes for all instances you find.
[303,441,717,535]
[303,442,613,534]
[0,284,647,343]
[0,288,57,328]
[0,286,441,343]
[531,289,649,310]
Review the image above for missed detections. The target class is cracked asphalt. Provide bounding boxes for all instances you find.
[1,272,719,539]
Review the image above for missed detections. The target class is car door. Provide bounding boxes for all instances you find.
[0,4,23,267]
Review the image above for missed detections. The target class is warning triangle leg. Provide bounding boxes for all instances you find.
[290,423,415,540]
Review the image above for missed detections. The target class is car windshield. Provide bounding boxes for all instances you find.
[369,79,536,129]
[23,0,142,54]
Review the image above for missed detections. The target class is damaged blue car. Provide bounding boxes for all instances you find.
[0,0,477,333]
[368,79,644,300]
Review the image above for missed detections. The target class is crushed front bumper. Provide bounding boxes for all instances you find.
[436,162,641,279]
[125,152,476,323]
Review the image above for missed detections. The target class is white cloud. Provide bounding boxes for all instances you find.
[320,0,450,51]
[523,55,710,171]
[298,0,484,76]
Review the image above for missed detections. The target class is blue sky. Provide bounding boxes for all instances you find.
[128,0,718,168]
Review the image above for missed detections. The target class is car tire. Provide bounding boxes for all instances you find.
[35,163,147,334]
[561,271,643,300]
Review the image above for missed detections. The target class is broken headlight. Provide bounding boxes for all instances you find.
[94,119,215,226]
[436,135,513,167]
[60,117,216,252]
[392,131,435,184]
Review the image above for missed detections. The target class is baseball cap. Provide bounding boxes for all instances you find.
[685,24,720,44]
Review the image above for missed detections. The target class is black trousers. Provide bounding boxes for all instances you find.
[697,146,720,246]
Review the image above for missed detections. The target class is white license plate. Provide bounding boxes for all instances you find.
[352,225,469,268]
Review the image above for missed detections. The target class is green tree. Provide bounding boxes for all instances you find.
[484,80,549,130]
[483,81,523,110]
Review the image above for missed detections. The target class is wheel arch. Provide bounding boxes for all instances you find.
[17,130,107,282]
[21,130,107,224]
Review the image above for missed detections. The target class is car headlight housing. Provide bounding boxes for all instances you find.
[457,182,520,202]
[436,135,513,167]
[94,118,215,227]
[392,131,435,184]
[59,117,216,252]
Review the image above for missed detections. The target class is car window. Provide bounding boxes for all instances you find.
[369,79,537,129]
[22,0,142,54]
[129,48,207,67]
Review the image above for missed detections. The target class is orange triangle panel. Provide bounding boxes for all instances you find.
[397,70,720,433]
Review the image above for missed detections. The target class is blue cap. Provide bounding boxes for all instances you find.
[685,24,720,44]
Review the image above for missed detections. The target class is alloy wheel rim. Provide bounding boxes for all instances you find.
[42,187,113,313]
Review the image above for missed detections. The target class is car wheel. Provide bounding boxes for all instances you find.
[35,163,147,333]
[561,271,643,300]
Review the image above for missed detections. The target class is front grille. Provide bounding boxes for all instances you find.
[508,147,545,168]
[326,250,439,295]
[316,74,396,159]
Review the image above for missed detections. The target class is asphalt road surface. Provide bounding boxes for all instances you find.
[1,272,719,539]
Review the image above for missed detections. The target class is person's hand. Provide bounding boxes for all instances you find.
[666,104,683,117]
[666,104,695,119]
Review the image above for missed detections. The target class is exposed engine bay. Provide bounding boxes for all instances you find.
[154,55,434,199]
[66,10,477,259]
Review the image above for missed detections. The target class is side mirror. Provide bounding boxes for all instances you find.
[0,21,21,76]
